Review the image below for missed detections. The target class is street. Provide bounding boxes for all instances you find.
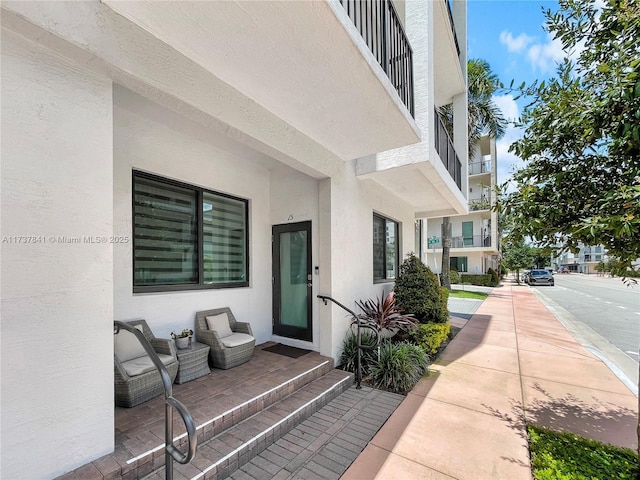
[531,273,640,393]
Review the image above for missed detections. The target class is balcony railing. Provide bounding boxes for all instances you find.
[469,159,492,175]
[428,235,492,248]
[339,0,414,116]
[468,198,491,211]
[446,0,461,57]
[434,109,462,189]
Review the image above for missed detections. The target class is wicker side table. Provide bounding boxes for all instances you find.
[175,342,211,384]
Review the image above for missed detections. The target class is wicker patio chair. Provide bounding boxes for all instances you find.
[114,319,179,408]
[195,307,255,369]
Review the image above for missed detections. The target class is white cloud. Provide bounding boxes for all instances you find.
[492,94,524,190]
[499,30,535,53]
[526,32,565,74]
[492,94,519,122]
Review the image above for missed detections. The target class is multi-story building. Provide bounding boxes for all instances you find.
[552,244,609,273]
[1,1,468,477]
[424,135,500,276]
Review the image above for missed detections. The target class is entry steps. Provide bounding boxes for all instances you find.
[145,371,403,480]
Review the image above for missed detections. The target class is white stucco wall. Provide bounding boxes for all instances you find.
[321,161,418,361]
[1,29,114,478]
[113,88,273,345]
[270,167,321,350]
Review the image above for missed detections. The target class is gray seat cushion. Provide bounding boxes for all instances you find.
[221,333,254,348]
[121,353,175,377]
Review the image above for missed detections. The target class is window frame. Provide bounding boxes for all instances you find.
[373,212,400,283]
[450,256,468,273]
[132,171,250,293]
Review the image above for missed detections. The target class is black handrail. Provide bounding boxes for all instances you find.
[339,0,414,117]
[434,108,462,189]
[317,295,380,389]
[445,0,461,57]
[114,322,197,480]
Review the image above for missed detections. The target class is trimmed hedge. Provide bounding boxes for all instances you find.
[450,268,460,284]
[395,254,449,324]
[459,273,493,286]
[487,268,500,286]
[406,322,451,355]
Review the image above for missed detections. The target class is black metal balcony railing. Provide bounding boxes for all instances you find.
[446,0,461,57]
[339,0,414,117]
[434,109,462,189]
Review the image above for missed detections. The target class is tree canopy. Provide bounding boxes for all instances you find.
[501,241,536,284]
[501,0,640,270]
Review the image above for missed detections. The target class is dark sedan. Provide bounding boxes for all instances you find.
[528,269,555,286]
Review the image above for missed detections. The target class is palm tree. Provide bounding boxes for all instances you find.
[439,59,508,290]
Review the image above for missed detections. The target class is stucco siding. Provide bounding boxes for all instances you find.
[113,88,273,345]
[1,29,114,479]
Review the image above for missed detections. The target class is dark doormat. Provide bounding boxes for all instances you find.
[263,343,311,359]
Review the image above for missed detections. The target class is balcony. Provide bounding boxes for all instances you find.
[429,235,493,249]
[469,159,492,175]
[468,198,491,211]
[434,109,462,189]
[99,0,421,164]
[4,0,422,179]
[433,0,465,106]
[339,0,414,116]
[446,0,461,57]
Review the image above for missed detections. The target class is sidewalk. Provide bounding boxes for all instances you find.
[342,283,638,480]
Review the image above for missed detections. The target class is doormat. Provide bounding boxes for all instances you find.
[263,344,311,359]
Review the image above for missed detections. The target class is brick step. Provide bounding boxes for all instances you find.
[149,369,355,480]
[58,349,337,480]
[228,386,405,480]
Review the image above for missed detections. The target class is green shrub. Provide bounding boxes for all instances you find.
[528,425,639,480]
[487,268,499,286]
[406,323,451,355]
[338,329,377,374]
[450,268,460,284]
[394,254,449,324]
[459,273,493,286]
[369,341,429,394]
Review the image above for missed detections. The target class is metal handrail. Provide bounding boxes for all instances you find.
[339,0,414,116]
[114,322,197,480]
[445,0,460,57]
[434,108,462,189]
[317,295,380,389]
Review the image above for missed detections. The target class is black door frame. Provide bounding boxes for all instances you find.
[272,221,312,341]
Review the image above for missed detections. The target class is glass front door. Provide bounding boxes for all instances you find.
[272,222,312,341]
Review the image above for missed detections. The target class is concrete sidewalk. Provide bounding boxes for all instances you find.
[342,283,638,480]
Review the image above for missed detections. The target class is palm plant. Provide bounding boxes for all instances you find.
[355,291,417,334]
[439,58,508,289]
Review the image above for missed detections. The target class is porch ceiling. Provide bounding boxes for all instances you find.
[359,161,468,219]
[102,0,421,161]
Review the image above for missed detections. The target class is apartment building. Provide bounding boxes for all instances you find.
[424,135,500,276]
[552,244,609,273]
[1,1,469,477]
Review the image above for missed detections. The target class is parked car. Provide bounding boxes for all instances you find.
[527,269,555,286]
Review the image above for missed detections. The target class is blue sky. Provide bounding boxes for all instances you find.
[467,0,562,187]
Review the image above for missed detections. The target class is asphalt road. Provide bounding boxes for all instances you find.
[531,273,640,393]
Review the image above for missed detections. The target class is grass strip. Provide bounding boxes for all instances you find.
[449,289,489,300]
[528,425,639,480]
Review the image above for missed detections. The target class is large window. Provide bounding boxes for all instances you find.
[450,256,468,273]
[373,213,400,282]
[133,172,249,292]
